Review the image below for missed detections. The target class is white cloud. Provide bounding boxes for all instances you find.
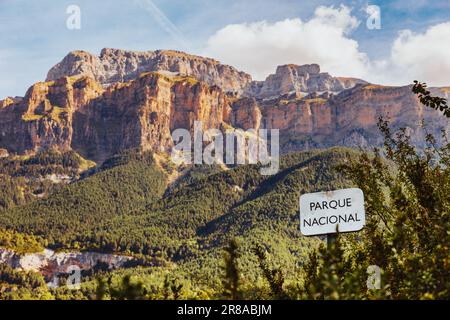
[203,5,450,87]
[313,5,360,34]
[203,5,369,81]
[386,22,450,86]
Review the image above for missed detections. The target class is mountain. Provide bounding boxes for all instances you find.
[46,48,253,95]
[0,48,449,163]
[248,63,367,98]
[0,72,231,163]
[0,147,360,298]
[258,84,450,152]
[0,48,448,299]
[0,148,356,281]
[45,49,366,98]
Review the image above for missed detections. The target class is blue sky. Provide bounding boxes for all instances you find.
[1,0,450,98]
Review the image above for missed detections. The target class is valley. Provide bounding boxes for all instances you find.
[0,48,448,300]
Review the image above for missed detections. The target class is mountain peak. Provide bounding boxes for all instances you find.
[277,63,321,75]
[249,63,367,98]
[46,48,252,95]
[1,47,449,164]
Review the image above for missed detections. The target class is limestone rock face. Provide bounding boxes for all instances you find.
[72,73,231,162]
[0,247,135,282]
[0,148,8,158]
[231,97,262,131]
[249,64,367,98]
[0,76,104,154]
[47,48,253,95]
[0,72,232,162]
[256,85,449,151]
[1,49,449,162]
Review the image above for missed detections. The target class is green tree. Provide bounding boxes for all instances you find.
[254,244,287,299]
[299,88,449,299]
[222,239,241,300]
[412,81,449,117]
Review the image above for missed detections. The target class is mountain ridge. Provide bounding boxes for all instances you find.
[1,48,449,163]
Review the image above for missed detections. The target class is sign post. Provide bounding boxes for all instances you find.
[299,188,365,241]
[326,234,337,249]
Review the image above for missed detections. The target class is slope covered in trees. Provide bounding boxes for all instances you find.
[0,149,95,210]
[47,121,448,301]
[0,149,167,251]
[1,105,447,299]
[0,148,354,258]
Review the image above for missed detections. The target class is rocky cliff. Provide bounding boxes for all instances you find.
[72,72,231,162]
[1,49,449,163]
[254,84,449,151]
[247,64,367,98]
[0,247,135,283]
[46,48,253,96]
[0,76,104,155]
[0,72,232,162]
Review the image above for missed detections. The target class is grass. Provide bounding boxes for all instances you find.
[22,113,44,122]
[139,72,200,86]
[21,106,68,124]
[364,85,388,90]
[77,155,97,172]
[305,98,326,103]
[49,107,68,123]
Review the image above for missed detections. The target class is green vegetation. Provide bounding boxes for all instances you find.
[0,146,357,300]
[413,81,449,117]
[48,106,68,123]
[294,119,449,299]
[22,105,68,124]
[83,118,448,300]
[0,264,52,300]
[305,98,326,103]
[22,113,44,121]
[0,84,447,300]
[0,149,95,210]
[0,149,167,252]
[0,147,352,256]
[0,228,45,254]
[138,72,199,85]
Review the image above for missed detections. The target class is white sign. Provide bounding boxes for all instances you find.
[300,188,365,236]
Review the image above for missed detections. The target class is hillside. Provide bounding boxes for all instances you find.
[0,149,167,251]
[0,149,95,210]
[0,48,448,300]
[0,148,357,281]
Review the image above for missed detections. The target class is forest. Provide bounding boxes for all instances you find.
[0,84,448,300]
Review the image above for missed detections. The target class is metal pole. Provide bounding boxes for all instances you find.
[327,233,336,249]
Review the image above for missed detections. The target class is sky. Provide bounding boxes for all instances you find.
[1,0,450,98]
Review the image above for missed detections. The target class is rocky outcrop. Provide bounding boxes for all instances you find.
[1,49,449,162]
[231,97,262,131]
[0,76,104,154]
[72,72,231,162]
[0,247,135,282]
[0,72,232,162]
[46,48,253,95]
[0,97,22,109]
[248,64,367,98]
[47,53,367,100]
[257,84,449,151]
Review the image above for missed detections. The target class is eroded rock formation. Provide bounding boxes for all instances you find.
[248,64,367,98]
[0,247,135,283]
[1,49,449,162]
[46,48,253,95]
[255,84,449,151]
[0,72,232,162]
